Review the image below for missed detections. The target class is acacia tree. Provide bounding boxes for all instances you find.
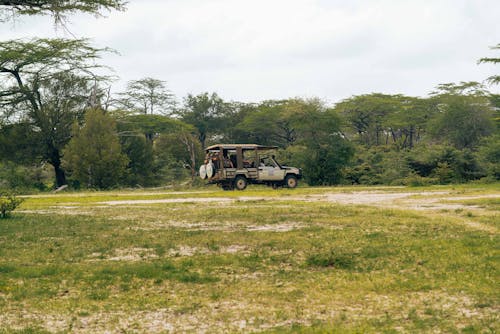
[0,0,126,23]
[236,100,297,148]
[178,92,228,148]
[290,99,354,185]
[0,38,109,187]
[429,82,494,149]
[118,77,176,115]
[335,94,403,146]
[478,43,500,85]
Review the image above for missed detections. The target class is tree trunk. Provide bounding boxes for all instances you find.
[409,125,414,149]
[48,148,67,187]
[199,132,206,149]
[53,162,67,188]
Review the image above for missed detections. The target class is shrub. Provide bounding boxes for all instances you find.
[0,192,23,218]
[306,249,354,269]
[63,109,129,189]
[476,134,500,180]
[0,162,52,191]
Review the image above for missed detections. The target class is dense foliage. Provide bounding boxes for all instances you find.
[1,84,498,190]
[0,35,498,190]
[63,109,128,189]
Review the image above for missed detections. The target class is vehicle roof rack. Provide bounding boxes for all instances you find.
[205,144,279,150]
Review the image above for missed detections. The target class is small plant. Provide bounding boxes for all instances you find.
[306,249,354,269]
[0,191,23,218]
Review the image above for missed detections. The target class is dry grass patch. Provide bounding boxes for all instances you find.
[1,184,498,333]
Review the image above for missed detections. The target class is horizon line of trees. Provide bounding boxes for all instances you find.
[1,78,498,191]
[0,1,498,191]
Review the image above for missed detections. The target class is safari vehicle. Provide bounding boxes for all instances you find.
[199,144,302,190]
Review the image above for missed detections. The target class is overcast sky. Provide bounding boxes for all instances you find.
[1,0,499,104]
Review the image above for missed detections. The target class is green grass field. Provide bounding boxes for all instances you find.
[0,184,498,333]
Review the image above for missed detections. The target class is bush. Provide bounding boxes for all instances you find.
[476,134,500,180]
[0,192,23,218]
[344,146,411,185]
[406,145,484,183]
[306,249,354,269]
[0,162,52,191]
[63,109,129,189]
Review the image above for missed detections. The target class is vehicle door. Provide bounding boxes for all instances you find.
[258,157,285,181]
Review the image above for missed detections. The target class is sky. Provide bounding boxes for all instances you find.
[1,0,499,104]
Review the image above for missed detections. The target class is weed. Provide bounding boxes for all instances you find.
[306,249,355,269]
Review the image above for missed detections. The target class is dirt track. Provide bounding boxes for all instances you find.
[99,190,499,212]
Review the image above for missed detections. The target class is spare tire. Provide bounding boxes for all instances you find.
[199,164,207,179]
[206,161,215,178]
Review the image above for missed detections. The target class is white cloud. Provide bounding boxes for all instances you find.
[1,0,499,103]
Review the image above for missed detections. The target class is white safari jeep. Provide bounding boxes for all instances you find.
[199,144,302,190]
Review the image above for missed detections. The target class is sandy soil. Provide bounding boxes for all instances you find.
[96,190,499,211]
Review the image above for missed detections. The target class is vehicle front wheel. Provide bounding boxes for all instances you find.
[234,175,247,190]
[285,175,298,188]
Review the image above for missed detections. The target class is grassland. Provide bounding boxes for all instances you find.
[0,184,498,333]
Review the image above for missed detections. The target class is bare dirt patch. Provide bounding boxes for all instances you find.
[168,245,250,257]
[87,248,158,262]
[247,222,303,232]
[1,290,496,333]
[96,191,499,213]
[100,197,233,205]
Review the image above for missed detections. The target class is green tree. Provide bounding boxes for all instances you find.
[116,113,186,142]
[0,38,109,187]
[476,134,500,180]
[178,92,229,148]
[406,145,483,183]
[155,130,203,182]
[335,94,404,146]
[120,134,156,187]
[429,83,494,149]
[236,100,297,147]
[478,43,500,85]
[0,0,126,23]
[384,97,437,149]
[63,109,128,189]
[287,99,354,185]
[118,77,176,115]
[115,113,200,184]
[214,101,253,144]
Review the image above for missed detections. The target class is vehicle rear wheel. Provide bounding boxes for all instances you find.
[234,175,247,190]
[285,175,298,188]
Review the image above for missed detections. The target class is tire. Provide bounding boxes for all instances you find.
[206,161,214,178]
[285,174,298,188]
[234,175,247,191]
[199,164,207,179]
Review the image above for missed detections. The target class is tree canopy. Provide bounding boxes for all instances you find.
[478,43,500,85]
[118,77,176,115]
[63,108,128,189]
[0,38,110,186]
[0,0,126,23]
